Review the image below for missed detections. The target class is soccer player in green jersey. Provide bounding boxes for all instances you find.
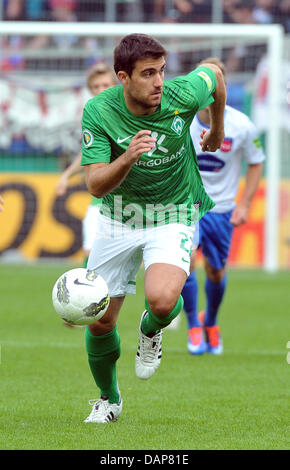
[81,33,226,423]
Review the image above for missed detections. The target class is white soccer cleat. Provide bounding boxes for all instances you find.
[135,311,163,380]
[84,396,122,423]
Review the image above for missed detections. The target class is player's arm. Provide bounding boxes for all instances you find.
[230,119,265,227]
[0,195,4,212]
[199,64,226,152]
[85,130,156,198]
[56,153,82,196]
[230,162,263,227]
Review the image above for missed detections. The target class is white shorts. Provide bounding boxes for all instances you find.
[87,214,196,297]
[82,205,101,251]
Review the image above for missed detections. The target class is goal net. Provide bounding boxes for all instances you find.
[0,22,286,270]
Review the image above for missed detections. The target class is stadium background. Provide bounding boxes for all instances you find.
[0,0,289,270]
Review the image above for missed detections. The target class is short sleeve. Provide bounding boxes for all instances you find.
[242,118,266,164]
[184,66,217,111]
[81,102,111,165]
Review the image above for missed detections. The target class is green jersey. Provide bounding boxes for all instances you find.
[81,66,216,227]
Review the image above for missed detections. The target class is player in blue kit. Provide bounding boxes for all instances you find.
[182,57,265,355]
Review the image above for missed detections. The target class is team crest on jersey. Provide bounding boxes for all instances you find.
[171,115,185,136]
[83,129,94,148]
[220,137,233,153]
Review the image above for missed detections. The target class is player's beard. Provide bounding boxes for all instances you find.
[128,88,162,113]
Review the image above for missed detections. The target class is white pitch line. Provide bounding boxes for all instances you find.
[0,340,286,356]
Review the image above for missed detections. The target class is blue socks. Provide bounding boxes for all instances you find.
[181,272,227,328]
[204,275,227,326]
[181,272,199,328]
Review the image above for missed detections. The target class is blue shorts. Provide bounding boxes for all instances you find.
[198,210,234,270]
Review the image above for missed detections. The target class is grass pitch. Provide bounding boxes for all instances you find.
[0,263,289,450]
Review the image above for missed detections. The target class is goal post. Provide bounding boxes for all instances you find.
[0,22,284,270]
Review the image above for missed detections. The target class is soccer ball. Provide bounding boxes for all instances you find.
[52,268,110,325]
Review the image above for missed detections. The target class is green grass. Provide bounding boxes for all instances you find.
[0,263,289,450]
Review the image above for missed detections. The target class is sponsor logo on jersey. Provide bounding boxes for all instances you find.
[171,115,185,136]
[220,137,233,153]
[197,71,212,92]
[136,144,185,167]
[83,129,94,147]
[148,132,168,156]
[197,154,225,172]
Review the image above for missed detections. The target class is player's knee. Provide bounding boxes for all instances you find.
[147,292,177,318]
[208,268,225,284]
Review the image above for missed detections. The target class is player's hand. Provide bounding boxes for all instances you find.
[200,128,224,152]
[55,175,69,196]
[230,204,249,227]
[0,195,4,212]
[125,130,156,163]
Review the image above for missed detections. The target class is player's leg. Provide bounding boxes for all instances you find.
[200,258,226,355]
[135,262,186,380]
[203,257,227,327]
[86,297,124,400]
[182,250,199,328]
[144,262,186,330]
[143,223,195,331]
[84,215,143,421]
[84,297,124,423]
[182,250,207,354]
[166,242,197,331]
[200,210,234,354]
[180,222,207,354]
[135,223,194,379]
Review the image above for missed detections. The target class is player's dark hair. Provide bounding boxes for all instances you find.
[114,34,167,77]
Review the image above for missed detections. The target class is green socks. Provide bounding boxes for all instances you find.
[141,295,184,336]
[85,326,121,404]
[85,296,184,401]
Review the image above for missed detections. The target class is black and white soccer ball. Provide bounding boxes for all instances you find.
[52,268,110,325]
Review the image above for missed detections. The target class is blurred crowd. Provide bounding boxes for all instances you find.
[2,0,290,33]
[1,0,288,76]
